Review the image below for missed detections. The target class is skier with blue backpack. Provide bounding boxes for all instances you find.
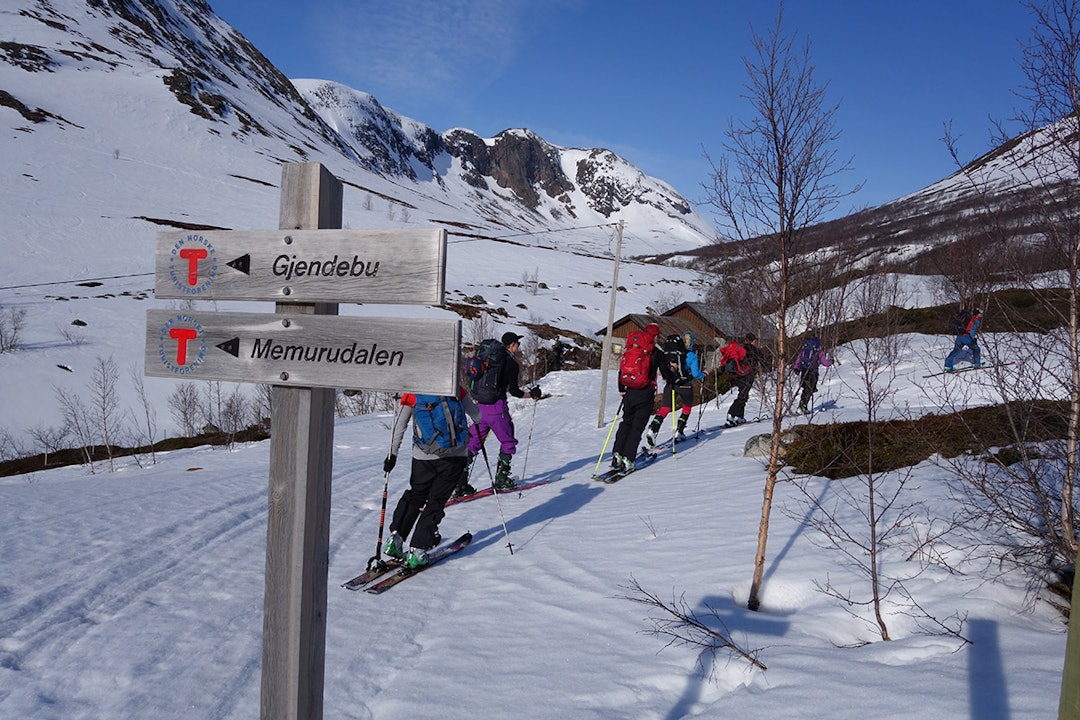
[794,335,832,414]
[382,386,481,569]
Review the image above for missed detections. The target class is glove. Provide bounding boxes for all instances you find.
[383,454,396,473]
[529,386,543,400]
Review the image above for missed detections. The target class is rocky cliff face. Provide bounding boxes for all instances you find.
[4,0,716,248]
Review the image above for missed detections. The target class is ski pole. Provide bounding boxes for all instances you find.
[593,397,624,475]
[367,396,403,571]
[517,397,539,485]
[479,442,514,555]
[694,379,706,434]
[671,388,677,455]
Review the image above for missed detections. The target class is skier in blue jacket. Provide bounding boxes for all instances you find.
[944,308,983,372]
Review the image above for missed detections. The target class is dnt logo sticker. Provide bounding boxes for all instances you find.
[166,234,219,295]
[157,313,208,375]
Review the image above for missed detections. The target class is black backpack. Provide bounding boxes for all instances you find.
[951,309,972,336]
[468,339,508,404]
[660,334,690,384]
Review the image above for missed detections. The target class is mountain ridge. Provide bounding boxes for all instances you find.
[2,0,715,266]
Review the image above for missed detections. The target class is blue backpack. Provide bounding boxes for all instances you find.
[796,337,821,371]
[411,394,469,457]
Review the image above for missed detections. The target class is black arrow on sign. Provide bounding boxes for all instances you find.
[227,254,251,274]
[216,338,240,357]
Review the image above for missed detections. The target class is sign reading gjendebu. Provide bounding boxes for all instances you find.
[154,228,446,304]
[145,309,461,395]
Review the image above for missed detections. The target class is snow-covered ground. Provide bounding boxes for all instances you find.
[0,340,1067,719]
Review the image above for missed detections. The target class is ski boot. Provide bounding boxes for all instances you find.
[674,413,689,442]
[405,547,429,570]
[383,531,405,560]
[644,416,662,447]
[493,451,516,490]
[453,455,477,497]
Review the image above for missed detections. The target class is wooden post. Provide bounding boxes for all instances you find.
[597,220,623,427]
[1059,565,1080,718]
[260,162,342,720]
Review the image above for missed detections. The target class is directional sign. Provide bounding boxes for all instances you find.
[145,309,460,395]
[154,228,446,304]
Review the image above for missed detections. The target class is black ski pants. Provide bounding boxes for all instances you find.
[613,386,655,459]
[390,455,468,550]
[728,373,754,419]
[798,367,820,408]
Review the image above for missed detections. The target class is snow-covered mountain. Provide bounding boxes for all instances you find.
[0,0,716,449]
[1,0,714,286]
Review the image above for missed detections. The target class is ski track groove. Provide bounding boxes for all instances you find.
[0,487,267,670]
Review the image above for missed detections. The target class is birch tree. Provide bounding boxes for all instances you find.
[702,6,859,611]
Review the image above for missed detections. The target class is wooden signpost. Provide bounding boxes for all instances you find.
[145,162,459,720]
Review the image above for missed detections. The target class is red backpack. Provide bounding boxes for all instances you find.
[720,340,749,377]
[618,330,655,389]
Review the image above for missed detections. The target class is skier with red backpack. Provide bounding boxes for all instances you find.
[644,330,707,446]
[610,323,663,473]
[722,333,762,427]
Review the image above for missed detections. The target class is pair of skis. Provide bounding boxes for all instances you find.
[341,532,473,594]
[445,476,558,506]
[922,361,1015,378]
[593,450,660,483]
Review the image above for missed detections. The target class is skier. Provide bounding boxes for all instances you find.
[644,330,707,445]
[723,333,762,426]
[382,387,480,569]
[794,335,833,414]
[465,331,542,491]
[610,322,663,472]
[944,308,982,372]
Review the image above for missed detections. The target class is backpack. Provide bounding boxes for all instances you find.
[467,338,508,404]
[795,337,821,371]
[410,393,469,457]
[720,340,749,377]
[660,333,690,384]
[951,309,972,336]
[618,330,655,390]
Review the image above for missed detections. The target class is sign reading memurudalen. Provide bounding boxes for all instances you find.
[145,309,460,395]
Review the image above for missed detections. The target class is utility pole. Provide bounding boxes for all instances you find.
[597,220,624,427]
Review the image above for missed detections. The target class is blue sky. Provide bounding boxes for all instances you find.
[209,0,1035,222]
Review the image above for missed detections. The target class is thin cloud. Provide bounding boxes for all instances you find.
[315,0,546,107]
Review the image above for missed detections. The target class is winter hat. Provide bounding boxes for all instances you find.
[644,322,661,338]
[972,308,982,316]
[744,332,757,342]
[502,331,524,346]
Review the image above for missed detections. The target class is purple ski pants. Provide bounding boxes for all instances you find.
[467,398,517,456]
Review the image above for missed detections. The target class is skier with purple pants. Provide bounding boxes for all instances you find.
[464,331,542,492]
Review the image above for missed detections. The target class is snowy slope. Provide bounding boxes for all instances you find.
[0,345,1066,719]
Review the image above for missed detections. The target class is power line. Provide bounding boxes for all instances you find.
[0,272,154,291]
[0,222,624,293]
